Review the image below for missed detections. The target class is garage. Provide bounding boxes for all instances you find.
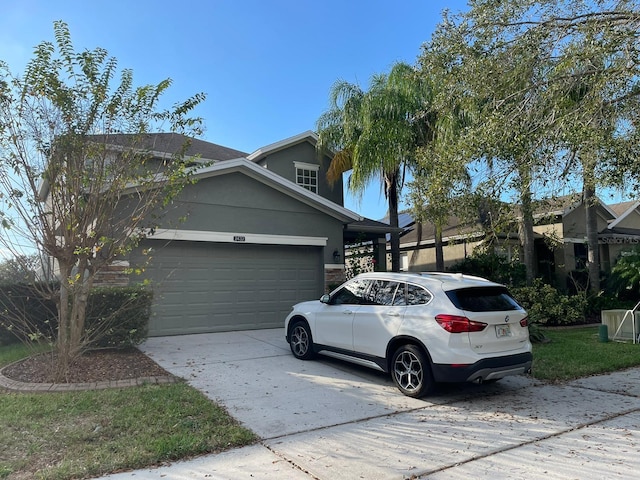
[134,240,324,336]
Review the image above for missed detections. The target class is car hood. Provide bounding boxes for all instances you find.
[292,299,324,311]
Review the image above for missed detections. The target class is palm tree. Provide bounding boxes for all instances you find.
[316,62,432,272]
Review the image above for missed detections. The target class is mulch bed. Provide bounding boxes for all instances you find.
[2,348,172,384]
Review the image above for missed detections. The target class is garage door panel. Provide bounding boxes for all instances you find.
[135,241,324,335]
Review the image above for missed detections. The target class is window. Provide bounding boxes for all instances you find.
[365,280,400,306]
[445,287,521,312]
[406,284,432,306]
[294,162,319,194]
[392,283,408,306]
[331,279,370,305]
[574,243,587,270]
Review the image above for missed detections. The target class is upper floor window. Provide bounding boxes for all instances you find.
[294,161,319,194]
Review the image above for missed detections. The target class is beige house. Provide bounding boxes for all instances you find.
[389,196,640,290]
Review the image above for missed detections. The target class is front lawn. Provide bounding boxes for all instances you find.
[3,327,640,478]
[0,344,257,479]
[532,326,640,381]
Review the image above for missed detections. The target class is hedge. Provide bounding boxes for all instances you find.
[0,284,152,349]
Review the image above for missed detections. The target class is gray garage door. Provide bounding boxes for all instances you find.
[134,241,324,336]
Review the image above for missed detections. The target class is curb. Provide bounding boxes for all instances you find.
[0,362,179,393]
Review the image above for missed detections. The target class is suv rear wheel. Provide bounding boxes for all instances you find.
[391,345,434,398]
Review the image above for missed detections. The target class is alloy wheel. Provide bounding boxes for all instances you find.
[393,350,424,393]
[291,324,310,357]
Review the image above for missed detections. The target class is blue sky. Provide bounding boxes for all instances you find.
[0,0,470,220]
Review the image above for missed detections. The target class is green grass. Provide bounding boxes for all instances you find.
[532,326,640,382]
[0,342,51,366]
[0,344,257,480]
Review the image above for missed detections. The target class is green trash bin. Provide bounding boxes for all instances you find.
[599,324,609,342]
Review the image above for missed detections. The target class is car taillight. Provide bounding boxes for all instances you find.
[435,314,487,333]
[520,316,529,327]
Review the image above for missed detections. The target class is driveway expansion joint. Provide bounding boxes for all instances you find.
[410,403,640,479]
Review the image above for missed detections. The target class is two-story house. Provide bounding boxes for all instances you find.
[97,131,392,336]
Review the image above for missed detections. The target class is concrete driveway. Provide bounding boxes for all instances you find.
[102,328,640,479]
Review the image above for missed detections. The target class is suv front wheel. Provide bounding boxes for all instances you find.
[289,320,315,360]
[391,345,434,398]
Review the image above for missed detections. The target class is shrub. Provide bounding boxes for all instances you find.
[511,278,587,326]
[0,283,58,345]
[449,251,527,287]
[605,246,640,300]
[85,286,152,349]
[0,284,152,349]
[586,293,636,318]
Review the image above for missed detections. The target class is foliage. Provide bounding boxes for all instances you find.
[419,0,640,291]
[345,238,376,280]
[0,255,40,285]
[512,278,588,326]
[527,322,549,344]
[586,292,636,319]
[0,21,206,379]
[449,251,527,287]
[0,282,57,346]
[407,153,472,272]
[607,246,640,300]
[0,284,152,349]
[84,286,152,349]
[316,62,432,272]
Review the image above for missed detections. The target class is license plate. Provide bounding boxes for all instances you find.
[495,324,512,338]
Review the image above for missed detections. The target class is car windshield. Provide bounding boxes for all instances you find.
[445,286,521,312]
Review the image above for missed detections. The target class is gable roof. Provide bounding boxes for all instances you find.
[192,158,362,223]
[246,131,320,162]
[608,201,640,229]
[609,200,639,219]
[94,132,249,161]
[531,193,583,218]
[398,215,488,247]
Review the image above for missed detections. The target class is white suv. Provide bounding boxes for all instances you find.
[285,272,532,397]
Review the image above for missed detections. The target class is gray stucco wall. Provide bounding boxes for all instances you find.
[255,141,344,206]
[149,172,346,265]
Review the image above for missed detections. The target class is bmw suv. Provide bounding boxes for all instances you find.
[285,272,532,398]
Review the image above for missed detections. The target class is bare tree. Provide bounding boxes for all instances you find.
[0,22,206,379]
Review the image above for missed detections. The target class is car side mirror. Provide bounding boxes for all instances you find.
[320,294,331,304]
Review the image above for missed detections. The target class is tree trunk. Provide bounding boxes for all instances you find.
[434,222,444,272]
[519,187,536,286]
[386,171,401,272]
[55,263,72,382]
[69,259,93,359]
[584,167,600,293]
[55,259,94,381]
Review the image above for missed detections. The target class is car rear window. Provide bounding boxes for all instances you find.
[445,286,522,312]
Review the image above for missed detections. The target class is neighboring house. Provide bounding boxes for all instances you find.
[89,131,392,336]
[392,194,639,290]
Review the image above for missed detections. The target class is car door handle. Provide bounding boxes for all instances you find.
[343,310,354,315]
[386,312,401,317]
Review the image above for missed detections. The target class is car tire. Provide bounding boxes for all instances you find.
[391,344,434,398]
[289,320,315,360]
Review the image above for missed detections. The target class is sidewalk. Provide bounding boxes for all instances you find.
[98,329,640,479]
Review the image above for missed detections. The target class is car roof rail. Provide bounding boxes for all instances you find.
[418,272,492,283]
